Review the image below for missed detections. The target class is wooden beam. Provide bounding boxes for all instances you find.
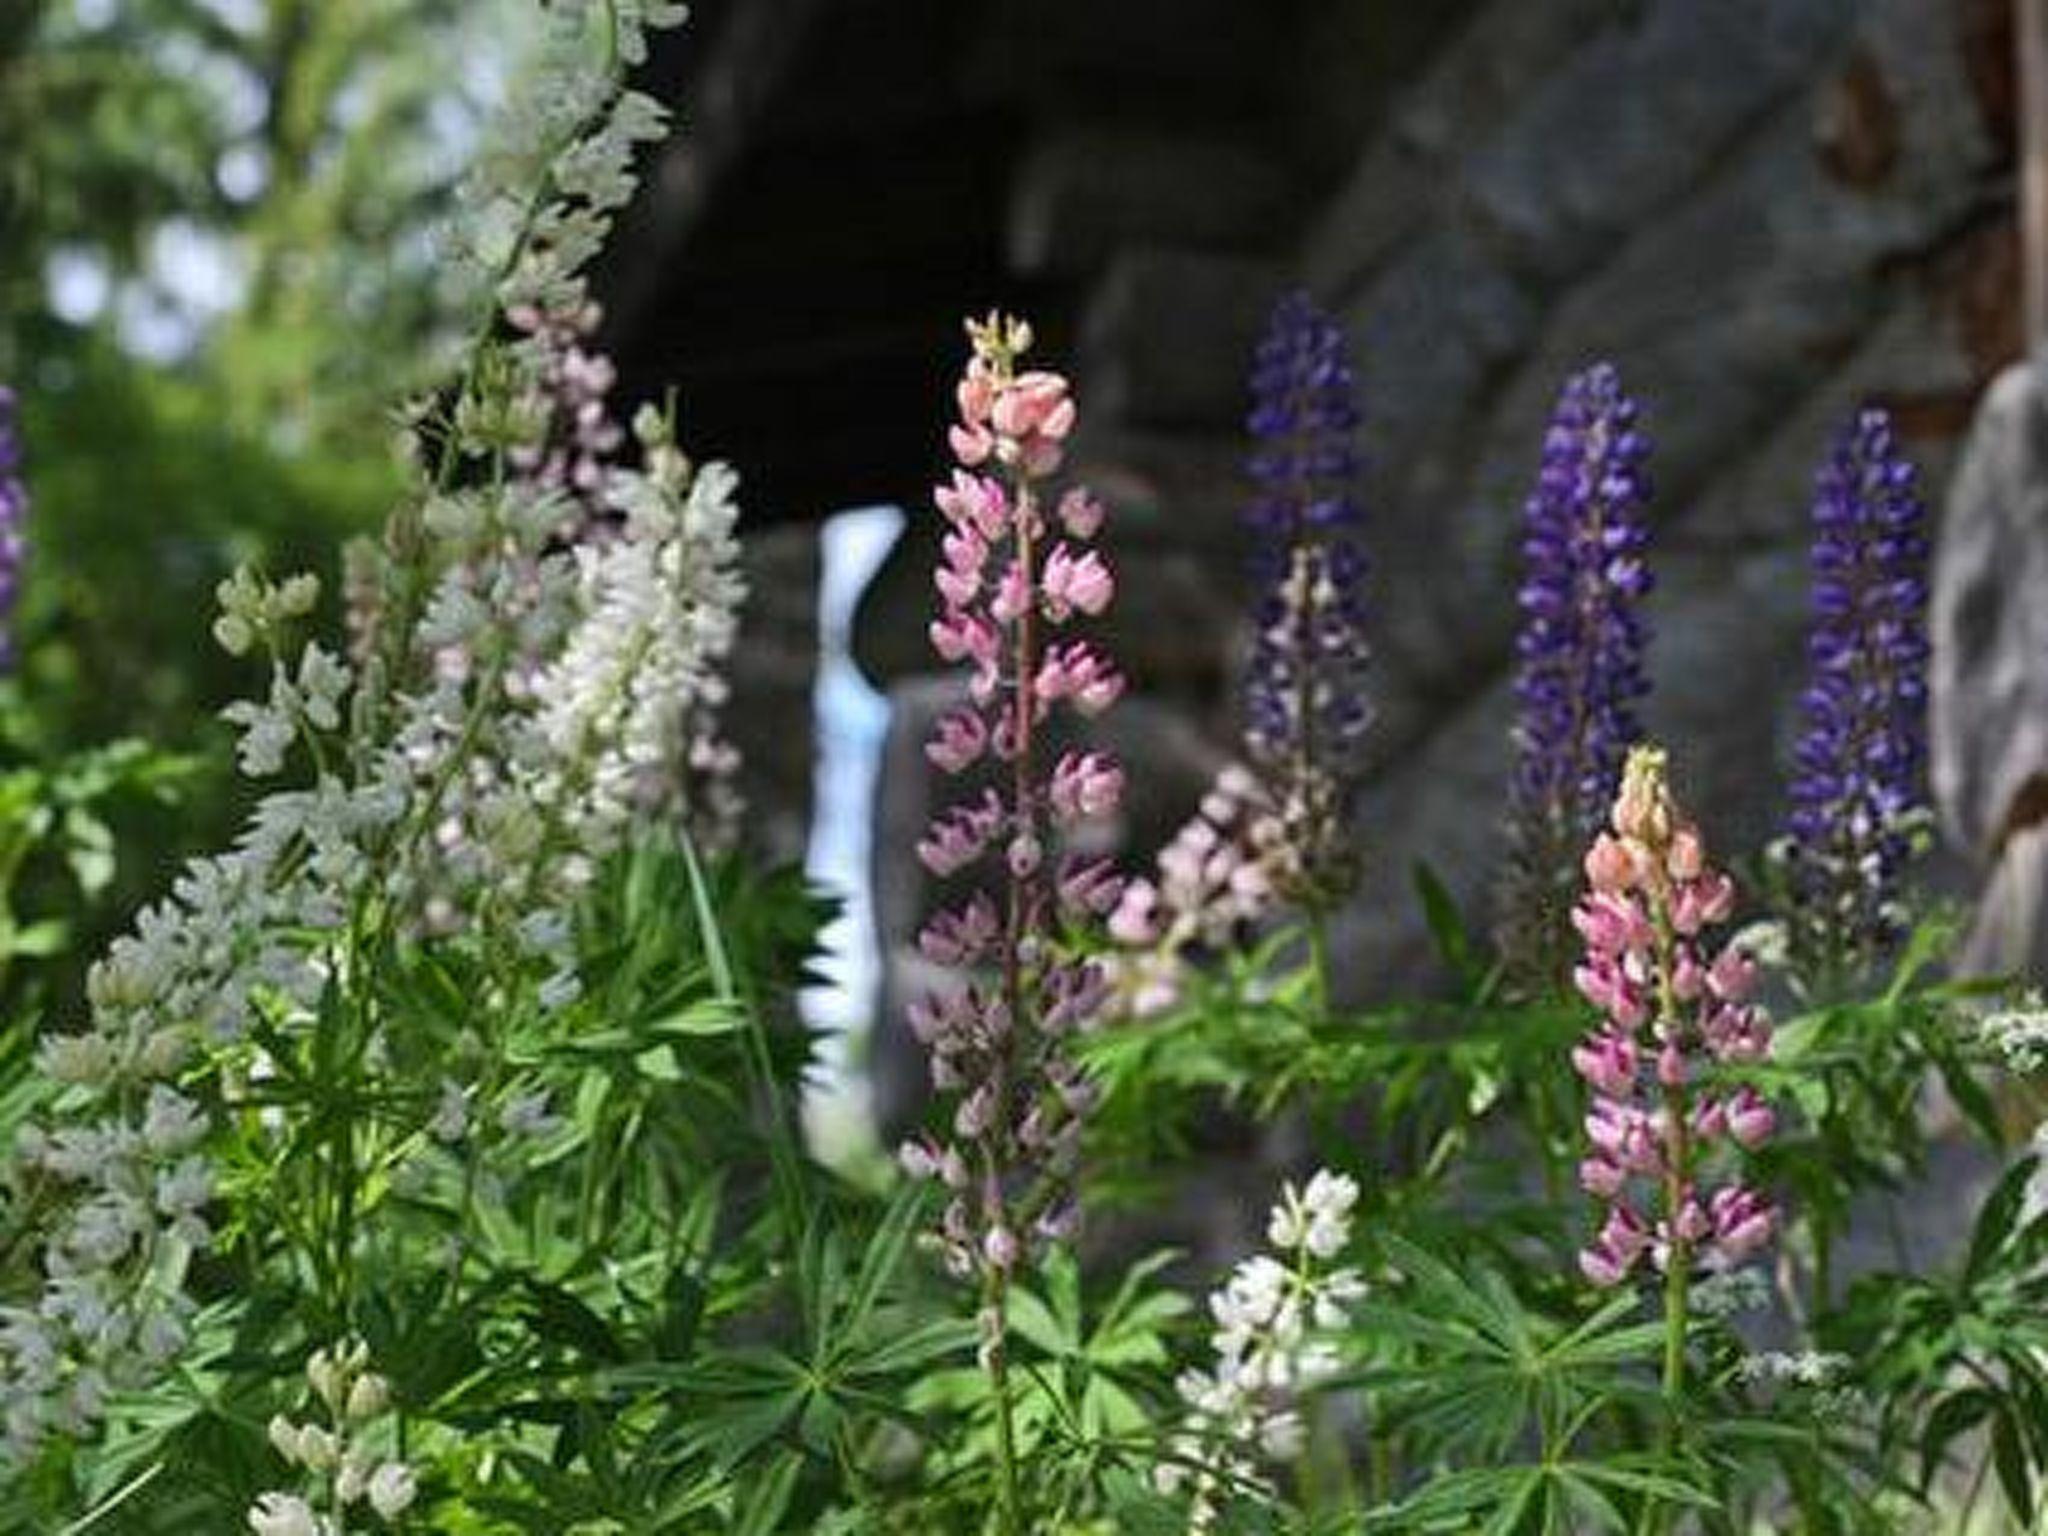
[601,0,833,340]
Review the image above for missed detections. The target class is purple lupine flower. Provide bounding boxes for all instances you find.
[900,313,1123,1285]
[1497,363,1654,990]
[1574,747,1778,1289]
[1241,292,1370,909]
[1779,407,1929,986]
[0,387,27,672]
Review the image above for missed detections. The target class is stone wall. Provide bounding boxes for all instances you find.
[861,0,2018,1096]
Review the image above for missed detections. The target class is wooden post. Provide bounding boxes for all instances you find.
[2022,0,2048,358]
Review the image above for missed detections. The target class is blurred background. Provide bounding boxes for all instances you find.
[0,0,2033,1138]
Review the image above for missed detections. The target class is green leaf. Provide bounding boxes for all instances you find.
[1966,1157,2038,1287]
[1413,860,1478,988]
[733,1449,804,1535]
[1921,1388,1999,1489]
[1995,1407,2034,1524]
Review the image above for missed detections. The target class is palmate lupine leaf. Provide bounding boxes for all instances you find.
[617,1183,975,1476]
[1347,1235,1666,1466]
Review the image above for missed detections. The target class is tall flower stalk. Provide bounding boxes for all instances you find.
[1571,748,1778,1413]
[1777,407,1929,993]
[898,314,1123,1529]
[0,386,26,672]
[1498,364,1654,992]
[1241,293,1370,993]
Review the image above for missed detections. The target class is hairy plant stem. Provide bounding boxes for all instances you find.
[1650,890,1692,1533]
[982,470,1041,1536]
[984,1264,1024,1536]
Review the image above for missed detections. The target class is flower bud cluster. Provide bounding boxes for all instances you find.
[1106,765,1279,1017]
[249,1339,417,1534]
[898,313,1123,1281]
[1573,747,1780,1288]
[1498,363,1654,990]
[1156,1170,1365,1531]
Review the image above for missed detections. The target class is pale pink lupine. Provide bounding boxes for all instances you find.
[1572,746,1781,1289]
[1104,764,1280,1017]
[899,313,1126,1287]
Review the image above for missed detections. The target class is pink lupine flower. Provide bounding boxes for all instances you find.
[1108,881,1161,945]
[1057,487,1105,538]
[1569,746,1781,1291]
[1040,545,1114,619]
[1049,751,1123,823]
[1571,1031,1637,1098]
[1580,1155,1628,1199]
[1099,764,1286,1019]
[1057,856,1123,917]
[918,894,1000,966]
[950,423,994,466]
[1035,640,1124,714]
[916,789,1005,878]
[1709,1186,1776,1264]
[926,710,988,775]
[1725,1086,1775,1148]
[900,313,1125,1294]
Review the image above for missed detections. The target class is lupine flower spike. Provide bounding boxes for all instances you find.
[1574,747,1779,1299]
[900,313,1123,1298]
[1241,293,1371,913]
[1498,364,1654,992]
[1105,766,1278,1018]
[1157,1169,1366,1532]
[1777,407,1929,990]
[0,387,28,672]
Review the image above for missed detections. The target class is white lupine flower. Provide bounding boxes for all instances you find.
[430,1080,474,1144]
[142,1087,205,1153]
[268,1414,302,1463]
[335,1454,369,1506]
[368,1460,418,1519]
[293,1423,340,1471]
[345,1372,389,1423]
[1259,1409,1306,1461]
[524,412,745,851]
[1736,1350,1850,1386]
[247,1492,323,1536]
[537,969,582,1012]
[498,1090,561,1141]
[1983,992,2048,1072]
[36,1032,115,1086]
[223,690,297,778]
[1156,1167,1367,1530]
